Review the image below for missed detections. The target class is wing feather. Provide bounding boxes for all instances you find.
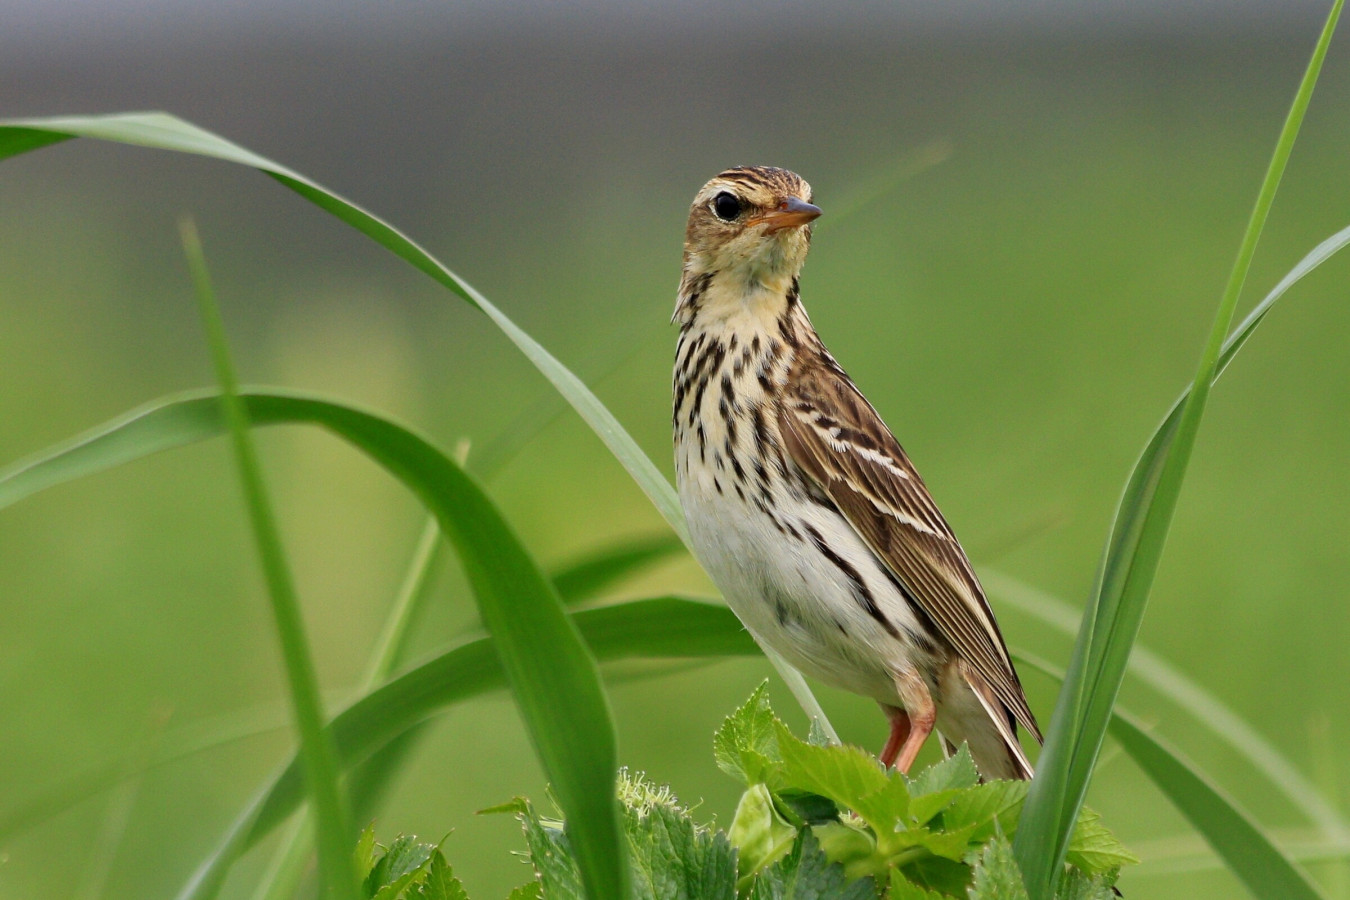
[778,359,1041,741]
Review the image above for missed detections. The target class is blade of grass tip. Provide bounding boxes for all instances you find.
[0,111,839,741]
[179,219,359,900]
[251,515,444,900]
[1014,4,1343,895]
[1014,650,1327,900]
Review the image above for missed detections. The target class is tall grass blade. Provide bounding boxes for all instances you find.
[252,516,445,900]
[184,595,754,897]
[0,110,835,738]
[551,534,688,604]
[1013,4,1343,894]
[179,221,359,900]
[987,569,1350,845]
[1016,651,1327,900]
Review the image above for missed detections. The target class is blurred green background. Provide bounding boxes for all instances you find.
[2,5,1349,898]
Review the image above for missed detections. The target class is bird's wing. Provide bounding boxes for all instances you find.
[777,358,1041,741]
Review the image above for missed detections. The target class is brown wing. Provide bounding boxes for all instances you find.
[777,356,1041,742]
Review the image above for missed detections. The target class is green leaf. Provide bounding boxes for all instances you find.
[181,222,358,900]
[517,803,585,899]
[729,784,798,887]
[968,836,1029,900]
[714,683,783,787]
[507,884,542,900]
[415,852,469,900]
[551,534,688,604]
[1014,4,1344,895]
[0,108,839,742]
[908,746,979,799]
[774,723,903,835]
[1053,869,1118,900]
[906,748,979,826]
[618,773,737,900]
[887,869,948,900]
[363,835,435,899]
[942,781,1027,844]
[749,831,874,900]
[1065,808,1138,874]
[354,824,378,882]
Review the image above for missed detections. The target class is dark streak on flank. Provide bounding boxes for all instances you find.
[804,523,901,639]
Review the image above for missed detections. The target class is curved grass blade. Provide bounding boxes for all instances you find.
[0,109,836,740]
[1014,4,1344,894]
[551,533,688,604]
[181,595,754,899]
[986,569,1350,845]
[2,389,627,900]
[1015,651,1326,900]
[182,220,359,899]
[0,112,682,544]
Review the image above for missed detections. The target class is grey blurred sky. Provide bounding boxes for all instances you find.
[2,0,1334,54]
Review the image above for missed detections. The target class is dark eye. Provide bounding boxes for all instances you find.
[711,191,741,221]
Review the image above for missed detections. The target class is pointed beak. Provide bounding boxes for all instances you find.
[750,196,822,233]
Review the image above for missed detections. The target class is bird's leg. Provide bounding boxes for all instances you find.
[886,665,936,774]
[879,704,911,768]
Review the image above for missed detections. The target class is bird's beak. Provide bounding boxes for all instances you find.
[750,196,822,233]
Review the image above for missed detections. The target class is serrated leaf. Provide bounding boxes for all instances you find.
[354,824,378,882]
[416,852,469,900]
[905,748,980,827]
[714,683,783,787]
[775,723,903,833]
[967,836,1029,900]
[518,802,584,900]
[1054,868,1118,900]
[507,883,542,900]
[729,783,798,887]
[620,774,737,900]
[909,747,980,799]
[1065,808,1138,874]
[749,831,874,900]
[892,822,982,863]
[364,835,436,898]
[887,869,948,900]
[942,781,1027,843]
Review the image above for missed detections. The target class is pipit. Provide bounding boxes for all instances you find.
[673,166,1041,780]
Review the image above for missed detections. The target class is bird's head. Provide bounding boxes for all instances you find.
[677,166,820,320]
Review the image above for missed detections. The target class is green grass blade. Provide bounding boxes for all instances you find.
[550,534,688,604]
[0,111,683,544]
[180,595,753,898]
[252,516,445,900]
[180,222,359,900]
[986,569,1350,846]
[1015,651,1327,900]
[1110,716,1326,900]
[1013,4,1343,894]
[0,110,836,741]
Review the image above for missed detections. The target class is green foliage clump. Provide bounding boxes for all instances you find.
[363,685,1133,898]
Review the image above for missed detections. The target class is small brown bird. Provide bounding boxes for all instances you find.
[672,166,1041,780]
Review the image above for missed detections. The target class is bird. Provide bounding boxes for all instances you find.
[672,165,1041,780]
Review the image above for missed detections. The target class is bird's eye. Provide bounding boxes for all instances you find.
[711,191,742,221]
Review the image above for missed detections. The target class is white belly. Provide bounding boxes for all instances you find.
[677,459,936,707]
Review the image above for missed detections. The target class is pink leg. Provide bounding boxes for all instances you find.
[879,705,911,768]
[887,666,937,774]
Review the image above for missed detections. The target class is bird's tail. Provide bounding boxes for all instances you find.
[944,660,1035,780]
